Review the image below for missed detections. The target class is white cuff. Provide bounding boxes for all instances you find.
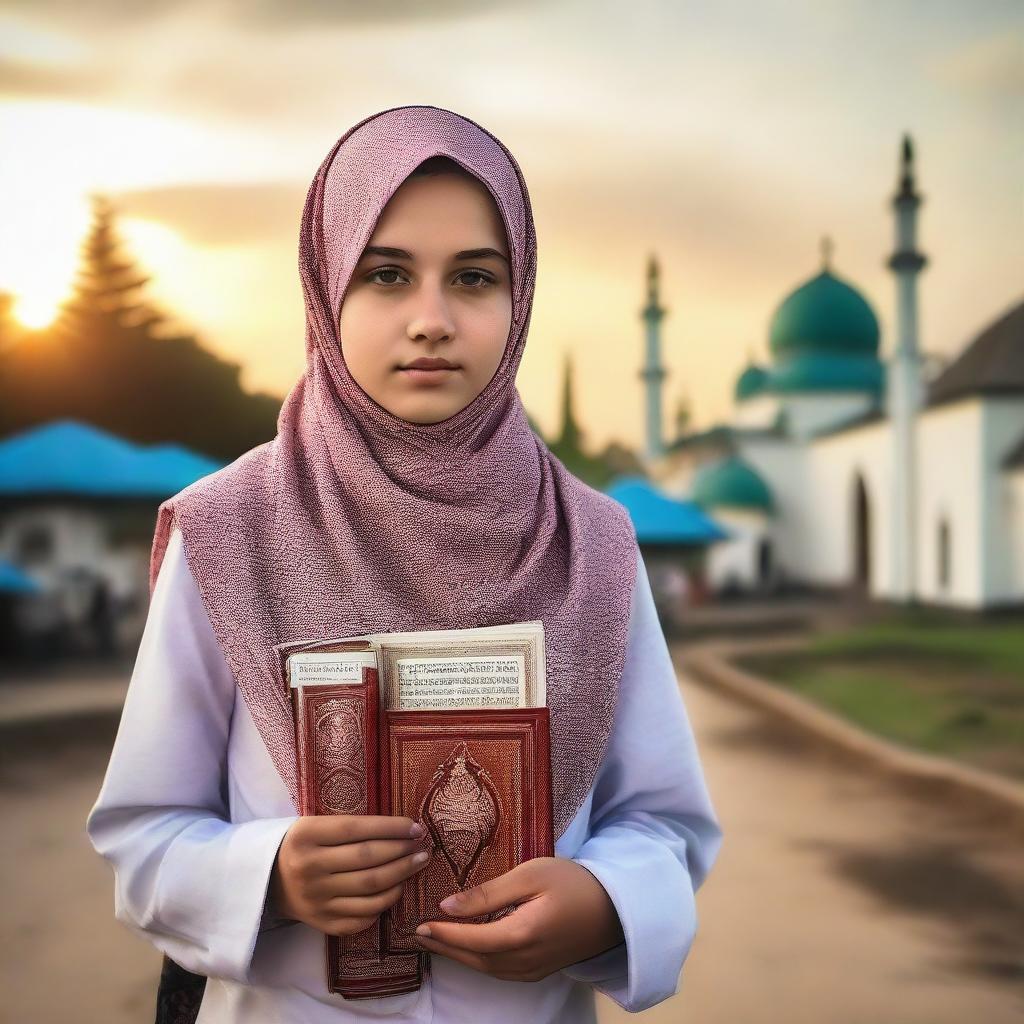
[559,821,698,1012]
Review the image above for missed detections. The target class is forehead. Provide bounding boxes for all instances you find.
[366,173,508,248]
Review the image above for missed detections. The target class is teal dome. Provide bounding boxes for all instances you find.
[770,353,884,394]
[691,456,774,513]
[735,363,769,402]
[769,269,880,358]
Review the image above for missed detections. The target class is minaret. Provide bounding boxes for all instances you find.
[885,134,928,601]
[639,254,668,462]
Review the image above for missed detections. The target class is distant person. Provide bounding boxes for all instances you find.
[87,577,116,655]
[86,107,723,1024]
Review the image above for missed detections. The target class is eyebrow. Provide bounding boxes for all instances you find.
[358,245,509,264]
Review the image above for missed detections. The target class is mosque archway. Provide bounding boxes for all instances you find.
[852,474,871,590]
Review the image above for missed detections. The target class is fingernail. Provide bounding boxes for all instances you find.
[438,895,457,913]
[409,822,426,838]
[415,924,431,937]
[413,850,429,865]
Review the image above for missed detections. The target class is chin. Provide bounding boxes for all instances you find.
[389,397,466,425]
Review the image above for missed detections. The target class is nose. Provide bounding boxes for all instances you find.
[406,280,455,344]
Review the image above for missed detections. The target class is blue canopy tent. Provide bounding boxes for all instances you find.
[604,475,729,546]
[0,419,223,498]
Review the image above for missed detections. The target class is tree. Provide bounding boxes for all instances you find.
[0,194,282,459]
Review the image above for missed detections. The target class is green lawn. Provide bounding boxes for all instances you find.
[738,615,1024,782]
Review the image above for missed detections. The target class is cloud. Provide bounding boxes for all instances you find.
[0,56,112,97]
[0,0,544,29]
[928,29,1024,100]
[111,181,306,246]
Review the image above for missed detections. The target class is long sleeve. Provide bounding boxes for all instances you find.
[558,549,723,1012]
[86,527,298,981]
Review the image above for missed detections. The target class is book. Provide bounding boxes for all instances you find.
[275,622,554,999]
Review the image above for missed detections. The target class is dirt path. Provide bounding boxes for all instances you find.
[597,657,1024,1023]
[1,713,160,1024]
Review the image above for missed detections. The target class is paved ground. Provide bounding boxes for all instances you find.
[2,657,1022,1023]
[598,652,1024,1023]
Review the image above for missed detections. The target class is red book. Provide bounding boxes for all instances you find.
[278,630,553,1000]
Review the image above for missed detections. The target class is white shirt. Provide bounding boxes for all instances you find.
[87,527,722,1023]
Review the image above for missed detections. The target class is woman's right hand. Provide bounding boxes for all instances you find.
[270,815,432,937]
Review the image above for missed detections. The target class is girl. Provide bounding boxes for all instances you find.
[87,105,723,1024]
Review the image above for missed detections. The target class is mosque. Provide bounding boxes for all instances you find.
[640,136,1024,610]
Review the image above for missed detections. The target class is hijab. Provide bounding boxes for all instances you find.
[149,105,638,841]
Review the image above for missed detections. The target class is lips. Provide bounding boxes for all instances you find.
[401,358,458,370]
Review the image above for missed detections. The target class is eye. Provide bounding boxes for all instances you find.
[455,270,495,289]
[366,266,407,286]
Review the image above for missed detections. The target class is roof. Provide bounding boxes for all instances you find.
[691,456,774,513]
[666,420,786,454]
[928,299,1024,406]
[0,419,224,498]
[769,269,880,359]
[735,363,769,402]
[811,406,888,440]
[604,476,729,546]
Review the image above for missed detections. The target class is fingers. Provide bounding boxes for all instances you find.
[416,913,530,954]
[323,882,405,919]
[314,848,432,898]
[413,933,492,975]
[301,814,424,846]
[439,860,543,918]
[314,836,428,874]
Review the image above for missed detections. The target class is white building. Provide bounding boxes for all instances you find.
[647,136,1024,609]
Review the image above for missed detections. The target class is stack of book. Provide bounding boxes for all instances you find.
[275,622,553,999]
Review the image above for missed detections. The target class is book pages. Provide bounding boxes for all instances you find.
[281,621,545,710]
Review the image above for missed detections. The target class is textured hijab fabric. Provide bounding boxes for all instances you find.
[149,105,638,841]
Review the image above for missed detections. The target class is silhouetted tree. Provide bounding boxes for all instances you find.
[545,351,640,489]
[0,194,282,459]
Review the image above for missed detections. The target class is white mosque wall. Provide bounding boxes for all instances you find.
[733,437,810,585]
[778,392,877,439]
[1003,468,1024,605]
[916,400,985,606]
[803,422,893,596]
[982,398,1024,604]
[704,508,772,591]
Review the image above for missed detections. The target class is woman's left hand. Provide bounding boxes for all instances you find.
[412,856,624,982]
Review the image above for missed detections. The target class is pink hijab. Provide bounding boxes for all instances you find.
[149,105,638,840]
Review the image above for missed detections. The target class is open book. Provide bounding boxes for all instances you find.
[274,622,554,1000]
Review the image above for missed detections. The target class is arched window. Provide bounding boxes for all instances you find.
[937,517,951,591]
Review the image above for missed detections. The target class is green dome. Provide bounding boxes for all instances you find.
[769,353,884,394]
[769,269,880,358]
[691,456,774,513]
[735,363,769,402]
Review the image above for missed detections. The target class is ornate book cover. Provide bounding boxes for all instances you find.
[279,623,552,1000]
[379,707,553,954]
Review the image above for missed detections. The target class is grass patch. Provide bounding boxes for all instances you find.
[739,617,1024,782]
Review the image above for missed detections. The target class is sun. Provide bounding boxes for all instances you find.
[12,292,63,330]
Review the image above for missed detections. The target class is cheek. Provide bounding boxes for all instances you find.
[338,297,386,377]
[478,296,513,370]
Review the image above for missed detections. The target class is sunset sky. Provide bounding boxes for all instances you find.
[1,0,1021,450]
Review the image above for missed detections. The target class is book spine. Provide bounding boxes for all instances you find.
[291,667,424,998]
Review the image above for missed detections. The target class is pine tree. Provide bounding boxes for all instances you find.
[0,193,281,459]
[554,350,583,453]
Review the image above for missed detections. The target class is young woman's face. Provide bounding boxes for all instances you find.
[339,171,513,424]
